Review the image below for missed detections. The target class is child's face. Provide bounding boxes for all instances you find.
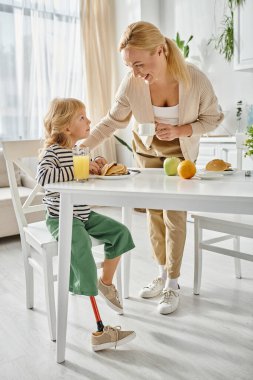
[68,107,91,145]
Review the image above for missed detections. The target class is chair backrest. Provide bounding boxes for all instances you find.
[2,140,45,235]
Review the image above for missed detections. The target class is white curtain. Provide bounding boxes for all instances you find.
[80,0,117,162]
[0,0,84,141]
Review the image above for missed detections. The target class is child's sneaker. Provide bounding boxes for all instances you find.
[98,278,123,314]
[91,325,136,352]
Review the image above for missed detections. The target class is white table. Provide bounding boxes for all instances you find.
[46,168,253,363]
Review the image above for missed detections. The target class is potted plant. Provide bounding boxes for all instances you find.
[173,32,193,58]
[208,0,245,62]
[244,125,253,159]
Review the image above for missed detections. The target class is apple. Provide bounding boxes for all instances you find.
[163,157,181,176]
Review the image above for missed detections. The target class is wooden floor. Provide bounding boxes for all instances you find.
[0,207,252,380]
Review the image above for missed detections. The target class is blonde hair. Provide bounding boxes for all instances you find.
[40,98,85,158]
[119,21,190,88]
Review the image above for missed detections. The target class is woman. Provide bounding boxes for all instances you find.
[83,21,224,315]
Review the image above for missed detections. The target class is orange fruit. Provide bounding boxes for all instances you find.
[177,160,196,179]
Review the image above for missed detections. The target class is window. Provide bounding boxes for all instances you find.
[0,0,85,140]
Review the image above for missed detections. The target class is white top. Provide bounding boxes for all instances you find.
[152,104,179,125]
[136,104,180,147]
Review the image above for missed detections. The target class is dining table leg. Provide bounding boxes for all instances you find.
[122,207,132,299]
[56,193,73,363]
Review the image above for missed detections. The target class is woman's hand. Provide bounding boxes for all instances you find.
[155,122,179,141]
[155,122,192,140]
[89,156,108,175]
[94,156,108,169]
[89,161,101,175]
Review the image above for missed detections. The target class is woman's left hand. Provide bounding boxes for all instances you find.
[155,122,179,141]
[89,161,101,175]
[94,156,108,169]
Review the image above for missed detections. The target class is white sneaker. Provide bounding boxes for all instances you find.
[157,287,180,314]
[139,277,165,298]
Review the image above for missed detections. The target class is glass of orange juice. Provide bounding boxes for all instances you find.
[72,147,90,181]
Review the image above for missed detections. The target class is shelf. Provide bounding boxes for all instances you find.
[200,136,236,143]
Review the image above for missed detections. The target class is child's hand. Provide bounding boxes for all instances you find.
[89,161,101,175]
[94,156,107,169]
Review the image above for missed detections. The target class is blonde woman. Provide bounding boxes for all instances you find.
[82,22,224,315]
[37,98,136,351]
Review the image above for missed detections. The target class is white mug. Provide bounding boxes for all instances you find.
[138,123,156,136]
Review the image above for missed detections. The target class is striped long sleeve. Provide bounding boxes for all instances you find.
[36,144,90,221]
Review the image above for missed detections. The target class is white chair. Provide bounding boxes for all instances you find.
[192,134,253,295]
[2,140,122,341]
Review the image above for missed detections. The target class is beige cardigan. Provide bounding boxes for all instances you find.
[84,64,224,162]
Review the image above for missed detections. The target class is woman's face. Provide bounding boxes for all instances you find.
[121,46,165,84]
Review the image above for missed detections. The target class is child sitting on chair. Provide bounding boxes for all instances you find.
[36,97,136,351]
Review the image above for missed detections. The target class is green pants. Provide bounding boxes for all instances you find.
[46,211,135,296]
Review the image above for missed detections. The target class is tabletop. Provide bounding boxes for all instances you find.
[46,169,253,215]
[45,167,253,363]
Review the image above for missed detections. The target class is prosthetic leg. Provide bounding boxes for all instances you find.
[90,296,104,332]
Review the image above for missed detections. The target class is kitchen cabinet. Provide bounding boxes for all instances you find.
[234,1,253,71]
[196,137,237,168]
[196,136,253,169]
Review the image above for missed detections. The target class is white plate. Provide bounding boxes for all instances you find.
[218,168,237,175]
[197,168,237,179]
[196,172,224,180]
[90,170,140,180]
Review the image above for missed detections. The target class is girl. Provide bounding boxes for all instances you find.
[36,97,136,351]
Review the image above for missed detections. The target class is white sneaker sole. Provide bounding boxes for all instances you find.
[98,289,124,315]
[92,332,136,352]
[158,301,179,315]
[139,289,163,299]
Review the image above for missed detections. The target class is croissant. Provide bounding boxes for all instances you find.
[205,159,231,171]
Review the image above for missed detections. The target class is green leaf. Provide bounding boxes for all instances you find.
[114,135,133,152]
[178,41,185,50]
[183,46,189,58]
[176,32,180,45]
[186,35,193,45]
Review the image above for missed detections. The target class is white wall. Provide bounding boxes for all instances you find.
[163,0,253,135]
[114,0,161,165]
[114,0,253,165]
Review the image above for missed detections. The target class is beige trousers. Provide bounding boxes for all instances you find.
[134,151,187,279]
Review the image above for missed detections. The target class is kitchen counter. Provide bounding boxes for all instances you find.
[200,136,236,143]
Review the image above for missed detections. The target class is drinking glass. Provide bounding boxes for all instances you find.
[72,146,90,181]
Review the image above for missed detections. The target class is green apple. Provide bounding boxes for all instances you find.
[163,157,181,176]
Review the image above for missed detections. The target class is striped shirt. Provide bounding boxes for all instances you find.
[36,144,90,221]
